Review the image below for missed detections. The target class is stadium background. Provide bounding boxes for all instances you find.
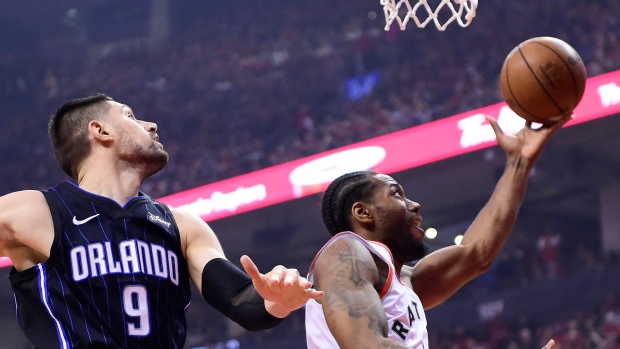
[1,0,619,348]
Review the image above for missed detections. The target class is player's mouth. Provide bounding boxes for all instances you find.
[410,215,425,237]
[153,134,163,147]
[412,215,422,227]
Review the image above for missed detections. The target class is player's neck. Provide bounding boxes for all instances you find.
[76,163,142,206]
[356,230,406,273]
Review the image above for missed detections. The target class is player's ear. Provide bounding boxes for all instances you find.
[352,202,373,224]
[89,120,113,144]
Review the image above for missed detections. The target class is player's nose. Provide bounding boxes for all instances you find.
[140,120,158,133]
[406,199,421,213]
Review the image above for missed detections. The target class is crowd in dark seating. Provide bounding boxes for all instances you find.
[425,296,620,349]
[0,0,619,198]
[1,0,620,348]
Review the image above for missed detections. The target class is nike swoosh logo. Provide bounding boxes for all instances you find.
[72,214,100,225]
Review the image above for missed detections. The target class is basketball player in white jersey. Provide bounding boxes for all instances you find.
[306,114,571,349]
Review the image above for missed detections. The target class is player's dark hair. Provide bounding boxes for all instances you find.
[48,94,114,179]
[321,171,378,236]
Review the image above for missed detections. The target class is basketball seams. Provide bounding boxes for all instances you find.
[499,36,587,124]
[518,43,567,118]
[534,41,581,107]
[502,47,551,123]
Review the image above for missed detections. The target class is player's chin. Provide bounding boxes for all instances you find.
[150,145,169,160]
[412,225,425,241]
[144,151,169,174]
[401,234,428,260]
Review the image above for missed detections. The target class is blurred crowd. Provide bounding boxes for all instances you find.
[427,295,620,349]
[1,0,619,348]
[0,0,619,197]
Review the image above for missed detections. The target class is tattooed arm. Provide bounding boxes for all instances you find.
[409,115,572,310]
[313,237,412,349]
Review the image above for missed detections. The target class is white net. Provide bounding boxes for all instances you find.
[380,0,478,31]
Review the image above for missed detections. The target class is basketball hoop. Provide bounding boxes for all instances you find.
[381,0,478,31]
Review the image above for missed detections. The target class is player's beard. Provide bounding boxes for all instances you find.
[384,232,428,264]
[399,213,429,262]
[376,208,429,263]
[399,236,429,263]
[119,140,169,180]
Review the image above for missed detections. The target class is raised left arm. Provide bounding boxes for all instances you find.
[409,115,571,310]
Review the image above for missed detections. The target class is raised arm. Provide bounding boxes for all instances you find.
[313,237,411,349]
[410,115,572,310]
[173,208,321,330]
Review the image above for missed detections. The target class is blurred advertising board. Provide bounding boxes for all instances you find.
[160,69,620,222]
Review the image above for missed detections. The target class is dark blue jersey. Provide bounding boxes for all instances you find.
[9,182,192,349]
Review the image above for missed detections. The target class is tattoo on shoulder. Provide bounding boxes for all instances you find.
[321,241,388,336]
[331,241,374,287]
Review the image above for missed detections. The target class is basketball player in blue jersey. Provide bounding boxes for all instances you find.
[305,114,573,349]
[0,94,323,349]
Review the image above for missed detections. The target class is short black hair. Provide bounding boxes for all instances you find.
[48,94,114,178]
[321,171,378,236]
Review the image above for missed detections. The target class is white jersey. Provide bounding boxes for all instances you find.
[306,232,429,349]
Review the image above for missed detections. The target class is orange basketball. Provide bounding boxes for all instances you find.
[499,37,587,124]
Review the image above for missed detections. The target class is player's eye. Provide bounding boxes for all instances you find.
[391,189,401,196]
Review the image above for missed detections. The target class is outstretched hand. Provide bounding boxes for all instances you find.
[240,255,323,317]
[486,114,572,162]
